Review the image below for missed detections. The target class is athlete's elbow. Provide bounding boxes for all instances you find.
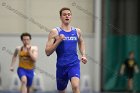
[45,49,51,56]
[46,52,51,56]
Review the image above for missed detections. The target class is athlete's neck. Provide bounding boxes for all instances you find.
[23,44,31,48]
[61,24,71,32]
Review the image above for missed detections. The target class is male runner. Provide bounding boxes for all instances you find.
[45,7,87,93]
[10,32,38,93]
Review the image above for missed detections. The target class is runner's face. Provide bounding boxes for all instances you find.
[130,53,134,59]
[60,10,72,24]
[22,36,31,46]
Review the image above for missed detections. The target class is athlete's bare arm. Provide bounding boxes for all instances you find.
[10,47,19,71]
[120,64,125,75]
[134,65,139,73]
[45,29,65,56]
[28,46,38,62]
[77,28,87,64]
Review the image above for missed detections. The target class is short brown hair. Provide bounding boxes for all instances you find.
[59,7,71,16]
[129,51,134,55]
[20,32,32,40]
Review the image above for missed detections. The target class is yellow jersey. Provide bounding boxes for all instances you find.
[18,47,34,70]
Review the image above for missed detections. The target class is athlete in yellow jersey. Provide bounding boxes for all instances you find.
[10,32,38,93]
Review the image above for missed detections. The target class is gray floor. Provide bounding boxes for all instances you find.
[0,89,140,93]
[0,91,139,93]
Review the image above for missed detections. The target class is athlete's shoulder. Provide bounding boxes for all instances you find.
[16,46,22,51]
[75,28,81,31]
[74,27,82,38]
[52,28,58,31]
[31,46,38,50]
[50,28,59,35]
[72,27,81,33]
[124,58,129,63]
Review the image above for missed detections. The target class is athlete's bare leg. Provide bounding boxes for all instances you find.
[21,76,27,93]
[128,78,133,91]
[71,77,80,93]
[27,87,30,93]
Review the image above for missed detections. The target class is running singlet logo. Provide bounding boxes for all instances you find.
[63,36,77,40]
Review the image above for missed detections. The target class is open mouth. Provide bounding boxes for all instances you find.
[65,19,69,21]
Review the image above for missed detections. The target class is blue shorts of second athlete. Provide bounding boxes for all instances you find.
[17,67,34,87]
[56,63,80,90]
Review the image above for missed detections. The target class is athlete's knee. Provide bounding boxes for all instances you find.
[21,76,27,85]
[71,78,80,91]
[21,79,27,85]
[72,84,80,91]
[71,80,80,91]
